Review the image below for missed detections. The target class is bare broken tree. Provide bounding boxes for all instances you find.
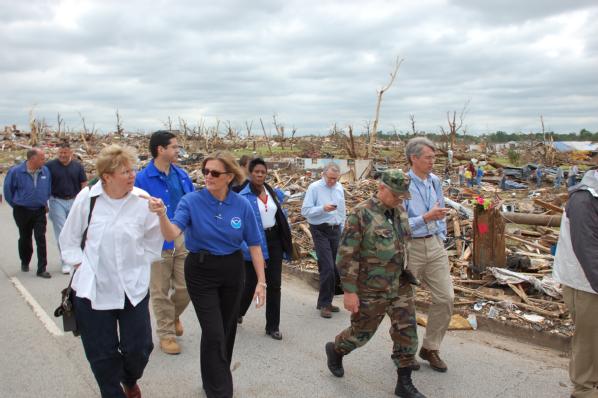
[259,117,273,156]
[409,113,417,136]
[57,113,65,138]
[440,99,470,149]
[245,120,253,138]
[272,114,285,150]
[367,56,404,156]
[116,109,124,135]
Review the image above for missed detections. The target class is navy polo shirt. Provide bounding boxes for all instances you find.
[171,189,262,255]
[45,159,87,198]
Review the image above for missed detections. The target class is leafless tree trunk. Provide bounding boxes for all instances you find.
[57,113,65,138]
[440,100,469,149]
[116,109,124,135]
[245,120,253,138]
[259,117,273,156]
[368,56,404,156]
[272,114,285,150]
[290,126,297,151]
[409,114,417,136]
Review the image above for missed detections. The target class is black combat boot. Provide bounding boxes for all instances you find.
[325,342,344,377]
[395,368,426,398]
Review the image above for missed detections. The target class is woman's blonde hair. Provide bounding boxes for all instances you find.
[96,144,138,180]
[201,151,244,185]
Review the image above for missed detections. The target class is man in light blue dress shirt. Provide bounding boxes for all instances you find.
[301,162,346,318]
[403,137,454,374]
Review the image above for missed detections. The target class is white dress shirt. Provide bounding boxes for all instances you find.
[257,189,277,229]
[59,183,163,310]
[300,178,346,227]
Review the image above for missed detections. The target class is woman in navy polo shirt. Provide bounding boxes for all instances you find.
[237,158,293,340]
[147,151,266,398]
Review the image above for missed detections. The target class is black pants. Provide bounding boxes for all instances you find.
[13,206,47,272]
[74,294,153,398]
[309,224,341,308]
[185,250,244,398]
[239,230,283,332]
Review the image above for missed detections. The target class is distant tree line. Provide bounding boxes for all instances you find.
[375,128,598,143]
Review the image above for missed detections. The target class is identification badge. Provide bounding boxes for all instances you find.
[426,221,438,234]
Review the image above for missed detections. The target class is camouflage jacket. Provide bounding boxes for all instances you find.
[337,196,411,294]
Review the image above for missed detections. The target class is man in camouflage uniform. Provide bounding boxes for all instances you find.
[325,169,426,398]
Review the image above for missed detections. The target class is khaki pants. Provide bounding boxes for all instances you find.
[406,235,454,351]
[563,285,598,398]
[150,235,190,339]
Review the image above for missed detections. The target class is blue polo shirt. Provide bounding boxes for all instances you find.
[3,162,52,209]
[135,160,194,250]
[171,189,262,255]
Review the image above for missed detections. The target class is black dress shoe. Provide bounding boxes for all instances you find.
[36,271,51,279]
[266,330,283,340]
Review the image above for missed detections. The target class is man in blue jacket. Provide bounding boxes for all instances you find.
[3,147,52,278]
[135,131,194,355]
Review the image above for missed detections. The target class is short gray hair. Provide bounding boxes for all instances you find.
[322,162,340,174]
[405,137,436,165]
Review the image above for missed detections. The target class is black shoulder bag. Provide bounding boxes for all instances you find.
[53,195,98,336]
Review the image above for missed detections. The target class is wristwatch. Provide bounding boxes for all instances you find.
[258,282,267,288]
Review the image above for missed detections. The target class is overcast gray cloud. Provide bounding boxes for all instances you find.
[1,0,597,135]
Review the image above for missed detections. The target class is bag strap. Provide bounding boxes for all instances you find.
[80,195,98,250]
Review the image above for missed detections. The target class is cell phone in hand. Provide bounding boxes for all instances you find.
[331,204,338,209]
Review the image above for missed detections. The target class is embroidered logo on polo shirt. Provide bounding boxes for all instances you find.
[230,217,242,229]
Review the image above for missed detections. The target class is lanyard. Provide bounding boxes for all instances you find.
[413,178,432,212]
[258,192,269,212]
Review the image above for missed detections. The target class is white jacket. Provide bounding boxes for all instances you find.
[59,183,163,310]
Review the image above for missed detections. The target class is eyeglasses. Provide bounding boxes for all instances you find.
[202,168,230,178]
[118,168,137,177]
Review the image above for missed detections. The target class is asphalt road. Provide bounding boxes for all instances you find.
[0,202,571,398]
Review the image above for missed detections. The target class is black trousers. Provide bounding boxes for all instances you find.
[239,230,283,332]
[185,250,244,398]
[13,206,47,272]
[309,224,341,308]
[74,294,153,398]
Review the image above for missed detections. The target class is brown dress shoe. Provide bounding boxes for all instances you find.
[419,348,447,372]
[159,338,181,355]
[320,307,332,318]
[329,305,340,313]
[123,383,142,398]
[175,318,184,337]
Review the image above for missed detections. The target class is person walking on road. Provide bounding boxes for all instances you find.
[325,169,426,398]
[553,155,598,398]
[135,131,194,355]
[404,137,453,373]
[301,162,346,318]
[59,145,163,398]
[3,147,52,278]
[145,151,266,398]
[238,158,293,340]
[46,142,87,274]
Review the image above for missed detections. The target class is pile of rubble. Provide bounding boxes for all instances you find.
[3,129,594,339]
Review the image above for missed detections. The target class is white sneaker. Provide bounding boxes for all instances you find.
[61,265,72,274]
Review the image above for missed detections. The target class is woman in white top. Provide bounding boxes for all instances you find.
[59,145,163,398]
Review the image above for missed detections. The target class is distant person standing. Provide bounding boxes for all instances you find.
[232,155,252,193]
[301,162,346,318]
[553,157,598,398]
[536,166,543,189]
[404,137,453,373]
[3,147,52,278]
[554,166,564,188]
[135,131,194,355]
[457,165,465,186]
[447,148,453,166]
[569,164,579,187]
[475,165,484,186]
[46,142,87,274]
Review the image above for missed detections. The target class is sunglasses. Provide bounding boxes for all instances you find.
[202,168,230,178]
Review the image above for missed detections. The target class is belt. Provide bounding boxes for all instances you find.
[55,195,76,200]
[311,223,341,230]
[412,234,434,240]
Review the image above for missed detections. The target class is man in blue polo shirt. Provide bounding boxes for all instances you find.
[3,147,52,278]
[135,130,194,355]
[46,142,87,274]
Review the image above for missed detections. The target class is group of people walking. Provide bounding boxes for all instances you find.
[3,133,595,398]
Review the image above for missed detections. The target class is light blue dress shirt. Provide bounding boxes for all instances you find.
[301,178,346,228]
[404,170,447,240]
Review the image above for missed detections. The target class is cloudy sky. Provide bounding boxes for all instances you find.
[1,0,597,136]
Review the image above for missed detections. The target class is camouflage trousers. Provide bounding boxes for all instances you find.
[334,279,418,369]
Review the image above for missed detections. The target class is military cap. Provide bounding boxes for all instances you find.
[380,169,411,197]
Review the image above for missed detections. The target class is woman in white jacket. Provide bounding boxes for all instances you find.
[59,145,163,398]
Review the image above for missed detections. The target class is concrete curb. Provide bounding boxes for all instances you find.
[283,264,571,353]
